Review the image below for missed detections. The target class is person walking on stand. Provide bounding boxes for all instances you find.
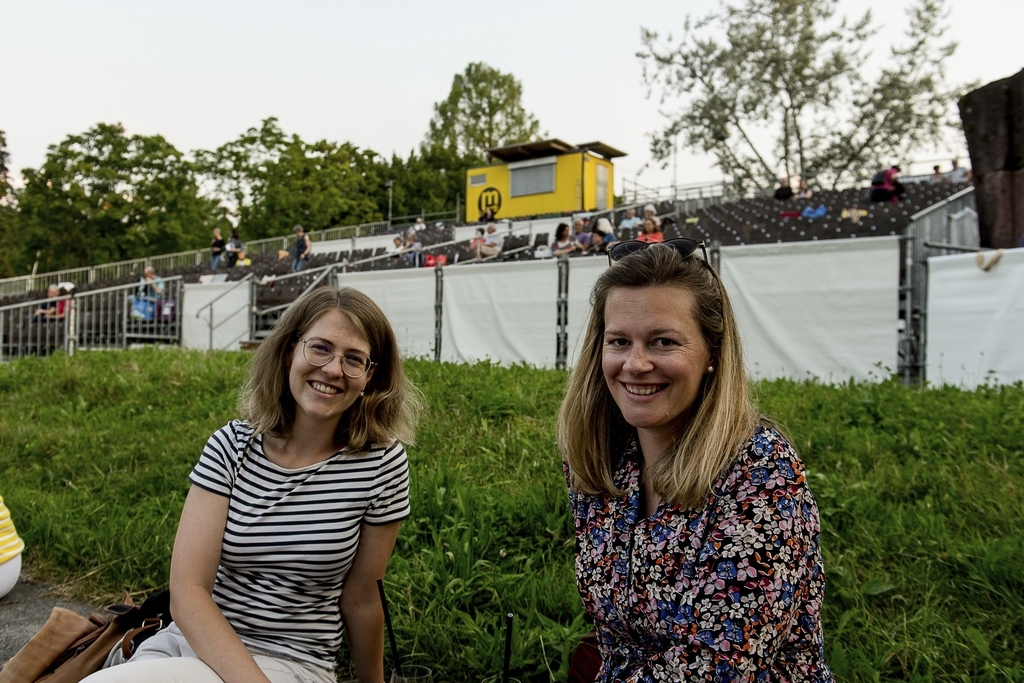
[292,225,312,272]
[210,229,226,270]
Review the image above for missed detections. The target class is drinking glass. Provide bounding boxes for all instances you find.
[389,665,433,683]
[481,677,522,683]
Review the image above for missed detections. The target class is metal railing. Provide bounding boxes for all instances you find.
[621,179,731,207]
[0,294,74,360]
[899,187,978,384]
[0,277,183,361]
[0,219,399,298]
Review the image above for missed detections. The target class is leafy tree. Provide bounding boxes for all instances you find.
[640,0,963,190]
[198,118,384,240]
[378,145,475,221]
[425,62,542,163]
[0,130,21,278]
[16,123,226,272]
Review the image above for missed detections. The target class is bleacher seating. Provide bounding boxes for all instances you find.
[1,182,972,322]
[632,182,971,247]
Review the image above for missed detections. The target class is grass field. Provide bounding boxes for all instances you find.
[1,349,1021,681]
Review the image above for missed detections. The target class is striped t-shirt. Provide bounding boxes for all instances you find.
[188,420,411,671]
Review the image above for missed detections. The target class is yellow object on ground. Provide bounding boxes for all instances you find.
[0,495,26,564]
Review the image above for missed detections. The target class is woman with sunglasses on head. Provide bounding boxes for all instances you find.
[84,287,420,683]
[559,241,833,682]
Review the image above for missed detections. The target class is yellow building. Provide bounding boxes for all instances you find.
[465,139,625,222]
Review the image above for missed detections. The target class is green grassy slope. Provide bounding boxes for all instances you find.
[0,349,1021,681]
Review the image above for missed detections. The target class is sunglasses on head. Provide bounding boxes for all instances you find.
[607,238,709,265]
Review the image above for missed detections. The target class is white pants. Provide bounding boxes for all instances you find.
[80,623,335,683]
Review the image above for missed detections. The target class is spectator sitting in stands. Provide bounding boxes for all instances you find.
[139,266,165,301]
[235,250,252,268]
[479,207,496,222]
[470,227,486,249]
[573,219,592,248]
[386,236,405,256]
[643,204,662,229]
[552,222,582,257]
[588,231,610,255]
[409,217,425,235]
[637,217,664,243]
[618,207,641,231]
[592,217,616,247]
[931,165,944,183]
[774,178,794,201]
[403,233,423,267]
[32,284,69,319]
[949,158,971,183]
[796,179,813,200]
[869,165,905,203]
[225,229,244,268]
[474,222,504,259]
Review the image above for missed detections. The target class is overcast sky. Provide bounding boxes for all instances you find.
[3,0,1022,193]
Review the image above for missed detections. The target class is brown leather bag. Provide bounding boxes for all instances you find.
[0,592,171,683]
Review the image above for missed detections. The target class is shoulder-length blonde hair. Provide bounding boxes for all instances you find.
[238,286,421,450]
[557,246,757,509]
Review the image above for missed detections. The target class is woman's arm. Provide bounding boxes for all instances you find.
[169,485,272,683]
[341,521,402,683]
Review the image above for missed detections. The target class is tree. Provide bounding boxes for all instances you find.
[640,0,963,190]
[16,123,227,272]
[425,62,542,163]
[377,145,475,221]
[197,119,384,240]
[0,130,21,278]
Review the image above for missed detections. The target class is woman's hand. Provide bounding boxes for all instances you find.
[341,522,402,683]
[170,486,273,683]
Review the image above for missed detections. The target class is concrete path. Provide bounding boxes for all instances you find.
[0,578,98,665]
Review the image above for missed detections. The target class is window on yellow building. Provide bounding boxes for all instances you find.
[470,173,487,186]
[510,163,555,197]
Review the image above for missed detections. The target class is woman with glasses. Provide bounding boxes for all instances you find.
[85,287,420,683]
[559,241,833,682]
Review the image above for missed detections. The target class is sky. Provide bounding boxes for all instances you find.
[3,0,1022,195]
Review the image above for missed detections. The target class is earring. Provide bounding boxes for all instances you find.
[359,390,365,396]
[707,365,715,374]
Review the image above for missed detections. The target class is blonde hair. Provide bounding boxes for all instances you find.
[238,286,421,450]
[557,246,757,509]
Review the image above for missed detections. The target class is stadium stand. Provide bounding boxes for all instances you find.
[0,181,974,360]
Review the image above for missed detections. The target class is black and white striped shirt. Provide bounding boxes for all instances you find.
[188,420,410,671]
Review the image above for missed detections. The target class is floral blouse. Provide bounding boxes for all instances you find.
[566,426,834,682]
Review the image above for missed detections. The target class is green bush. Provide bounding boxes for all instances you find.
[1,349,1021,681]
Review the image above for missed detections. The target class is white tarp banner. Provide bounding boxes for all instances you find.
[181,282,250,351]
[441,260,559,365]
[720,236,900,382]
[926,248,1024,388]
[567,257,609,365]
[335,268,438,360]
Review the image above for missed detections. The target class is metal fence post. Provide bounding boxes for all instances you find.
[66,299,76,356]
[709,240,722,272]
[556,256,569,370]
[433,264,444,363]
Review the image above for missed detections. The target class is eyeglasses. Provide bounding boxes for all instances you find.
[298,337,376,378]
[607,238,709,265]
